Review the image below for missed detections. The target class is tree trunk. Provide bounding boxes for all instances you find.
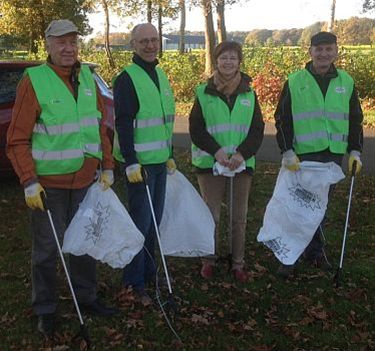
[158,4,163,58]
[328,0,336,32]
[102,0,115,68]
[29,32,38,54]
[179,0,186,54]
[216,0,226,43]
[202,0,215,76]
[147,0,152,23]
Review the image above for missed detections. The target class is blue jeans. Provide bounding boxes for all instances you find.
[122,163,167,290]
[299,150,343,260]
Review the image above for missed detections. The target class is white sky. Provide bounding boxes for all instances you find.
[88,0,370,36]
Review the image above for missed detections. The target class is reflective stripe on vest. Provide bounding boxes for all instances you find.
[295,131,348,144]
[192,145,238,159]
[113,64,175,164]
[27,64,102,175]
[192,83,256,169]
[293,111,349,121]
[289,69,353,155]
[33,117,99,135]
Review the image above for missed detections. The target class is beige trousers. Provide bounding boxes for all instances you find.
[197,172,252,270]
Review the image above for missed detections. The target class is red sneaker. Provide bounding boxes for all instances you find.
[200,264,214,279]
[232,268,249,283]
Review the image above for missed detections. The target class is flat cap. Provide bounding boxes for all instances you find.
[45,19,81,38]
[310,31,337,46]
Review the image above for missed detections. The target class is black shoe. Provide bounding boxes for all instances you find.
[37,313,55,337]
[80,299,119,317]
[277,264,295,279]
[307,255,333,271]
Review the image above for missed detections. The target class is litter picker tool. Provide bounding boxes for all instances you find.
[333,161,357,288]
[219,176,234,271]
[42,195,91,348]
[141,168,178,318]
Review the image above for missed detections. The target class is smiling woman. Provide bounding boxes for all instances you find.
[189,40,265,283]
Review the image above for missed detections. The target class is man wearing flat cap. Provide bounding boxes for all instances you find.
[7,19,117,337]
[274,31,364,278]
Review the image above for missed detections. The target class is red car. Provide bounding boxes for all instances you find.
[0,61,114,176]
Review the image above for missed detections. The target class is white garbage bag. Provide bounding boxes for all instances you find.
[62,182,144,269]
[257,161,345,265]
[159,170,215,257]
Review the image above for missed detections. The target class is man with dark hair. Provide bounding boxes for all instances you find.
[113,23,176,304]
[7,19,118,337]
[274,31,363,278]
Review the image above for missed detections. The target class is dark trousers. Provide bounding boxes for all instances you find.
[31,186,97,315]
[122,163,167,290]
[299,150,344,260]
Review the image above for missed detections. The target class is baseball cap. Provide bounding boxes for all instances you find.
[45,19,81,38]
[310,31,337,46]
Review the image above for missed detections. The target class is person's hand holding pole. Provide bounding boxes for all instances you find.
[126,163,143,183]
[24,182,46,211]
[228,152,244,171]
[348,150,362,175]
[214,148,229,167]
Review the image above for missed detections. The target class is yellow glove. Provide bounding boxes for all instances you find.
[126,163,143,183]
[166,158,177,175]
[24,182,45,211]
[99,169,114,190]
[282,149,300,171]
[348,151,362,175]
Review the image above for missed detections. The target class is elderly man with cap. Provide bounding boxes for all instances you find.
[6,19,118,337]
[274,31,364,278]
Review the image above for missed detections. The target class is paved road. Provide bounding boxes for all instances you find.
[173,116,375,175]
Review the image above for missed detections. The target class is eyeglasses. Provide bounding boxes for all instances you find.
[136,37,159,46]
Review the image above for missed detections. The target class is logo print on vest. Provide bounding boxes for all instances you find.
[84,89,93,96]
[240,99,251,107]
[51,99,62,104]
[164,88,171,97]
[288,184,321,211]
[335,87,346,94]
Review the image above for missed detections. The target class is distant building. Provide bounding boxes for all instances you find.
[94,34,206,52]
[163,35,205,50]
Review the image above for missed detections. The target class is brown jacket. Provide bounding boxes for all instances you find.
[6,62,114,188]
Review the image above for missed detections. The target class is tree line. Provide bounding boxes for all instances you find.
[91,17,375,48]
[0,0,374,74]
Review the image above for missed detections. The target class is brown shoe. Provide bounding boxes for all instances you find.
[232,268,249,283]
[200,263,214,279]
[277,264,295,279]
[134,289,153,306]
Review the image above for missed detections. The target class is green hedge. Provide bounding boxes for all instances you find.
[80,47,374,103]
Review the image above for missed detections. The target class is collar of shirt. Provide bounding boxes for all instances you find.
[132,53,159,73]
[305,60,338,80]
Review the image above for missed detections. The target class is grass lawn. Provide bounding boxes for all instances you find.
[0,149,374,350]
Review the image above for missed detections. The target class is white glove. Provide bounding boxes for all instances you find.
[24,182,45,210]
[99,169,114,190]
[126,163,143,183]
[166,158,177,175]
[348,150,362,175]
[282,149,300,171]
